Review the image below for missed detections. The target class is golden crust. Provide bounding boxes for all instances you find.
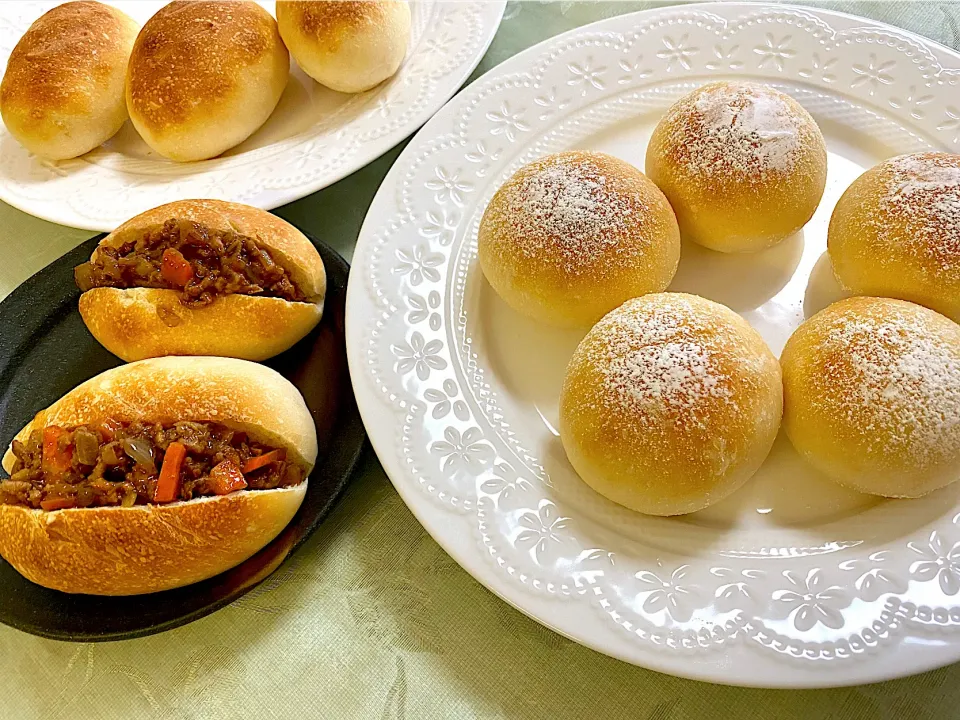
[0,1,139,160]
[126,1,288,161]
[2,356,318,473]
[79,288,322,362]
[80,200,326,361]
[276,0,410,93]
[559,293,782,515]
[0,485,306,595]
[478,151,680,328]
[781,296,960,498]
[280,0,388,41]
[828,153,960,323]
[646,81,827,253]
[0,357,315,594]
[95,200,326,299]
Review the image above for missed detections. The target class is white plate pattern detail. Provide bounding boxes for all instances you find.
[348,4,960,686]
[0,1,505,230]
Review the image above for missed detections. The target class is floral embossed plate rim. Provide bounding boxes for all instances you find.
[347,2,960,687]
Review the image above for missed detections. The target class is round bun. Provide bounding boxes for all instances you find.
[478,151,681,328]
[646,81,827,253]
[0,1,139,160]
[559,293,783,516]
[0,356,317,595]
[781,296,960,499]
[78,199,326,362]
[126,1,289,161]
[277,0,410,93]
[828,153,960,323]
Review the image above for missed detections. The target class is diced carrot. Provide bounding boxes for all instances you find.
[160,248,194,287]
[40,497,75,511]
[42,426,73,475]
[209,461,248,495]
[94,418,122,441]
[241,448,286,474]
[154,442,186,503]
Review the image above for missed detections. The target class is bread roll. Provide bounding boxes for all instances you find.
[0,1,139,160]
[559,293,783,516]
[277,1,410,93]
[126,1,289,161]
[828,153,960,323]
[0,356,317,595]
[781,296,960,498]
[646,81,827,253]
[76,200,326,362]
[478,151,681,328]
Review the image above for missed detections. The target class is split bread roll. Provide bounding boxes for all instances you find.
[0,356,318,595]
[0,1,139,160]
[560,293,783,516]
[828,153,960,323]
[277,0,410,93]
[126,1,289,161]
[478,151,681,328]
[781,296,960,498]
[75,199,326,362]
[646,81,827,253]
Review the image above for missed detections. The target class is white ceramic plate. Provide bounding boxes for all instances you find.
[0,0,505,231]
[347,2,960,687]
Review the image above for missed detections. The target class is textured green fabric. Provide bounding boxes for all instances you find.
[2,3,960,718]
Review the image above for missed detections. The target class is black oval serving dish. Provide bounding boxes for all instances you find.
[0,229,364,641]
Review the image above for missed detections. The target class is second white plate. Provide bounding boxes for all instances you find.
[0,0,505,230]
[347,2,960,688]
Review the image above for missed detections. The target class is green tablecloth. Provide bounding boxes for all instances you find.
[2,2,960,717]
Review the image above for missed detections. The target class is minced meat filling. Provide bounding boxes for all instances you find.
[74,218,306,307]
[1,420,304,510]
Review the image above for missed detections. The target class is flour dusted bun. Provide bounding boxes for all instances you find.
[126,1,289,161]
[276,0,410,93]
[559,293,783,516]
[646,81,827,253]
[0,356,317,595]
[828,153,960,323]
[0,1,139,160]
[781,296,960,498]
[478,151,681,328]
[76,200,326,362]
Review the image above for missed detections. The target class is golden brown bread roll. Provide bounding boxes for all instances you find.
[0,1,139,160]
[646,81,827,253]
[828,153,960,323]
[0,356,316,595]
[75,200,326,362]
[781,296,960,499]
[276,0,410,93]
[126,1,289,161]
[478,151,681,328]
[560,293,783,516]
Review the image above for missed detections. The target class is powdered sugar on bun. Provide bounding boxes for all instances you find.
[559,293,782,516]
[506,158,635,265]
[688,84,801,177]
[782,296,960,498]
[478,151,680,328]
[828,153,960,323]
[813,301,960,459]
[594,295,738,419]
[484,152,662,274]
[663,82,812,180]
[876,153,960,272]
[646,81,827,252]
